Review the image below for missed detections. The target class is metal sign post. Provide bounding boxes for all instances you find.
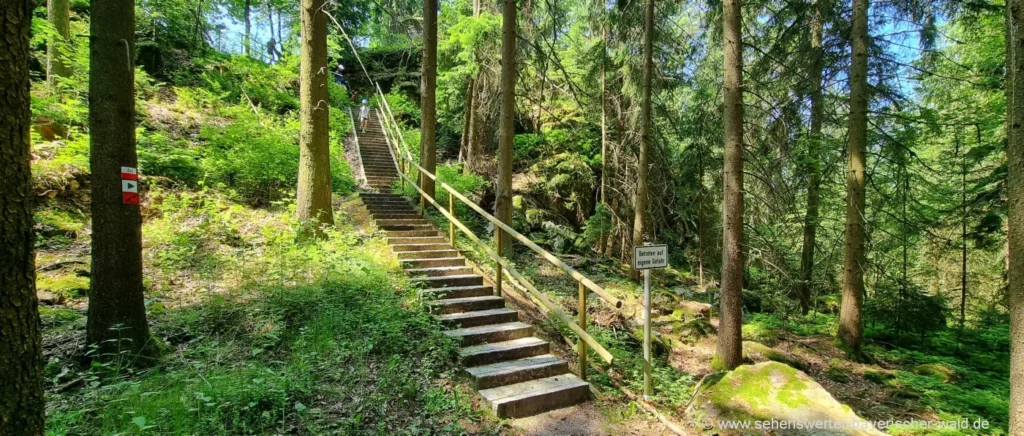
[633,244,668,401]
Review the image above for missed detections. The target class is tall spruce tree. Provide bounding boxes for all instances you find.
[297,0,334,234]
[87,0,154,360]
[0,1,45,432]
[838,0,869,357]
[714,0,745,371]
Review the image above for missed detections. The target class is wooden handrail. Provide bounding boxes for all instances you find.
[398,170,614,364]
[399,157,622,308]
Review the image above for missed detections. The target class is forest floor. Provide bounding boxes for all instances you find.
[490,248,1011,435]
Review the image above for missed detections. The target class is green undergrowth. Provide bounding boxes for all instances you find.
[44,191,494,435]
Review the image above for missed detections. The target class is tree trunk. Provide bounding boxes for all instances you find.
[277,7,284,46]
[797,0,825,315]
[960,135,968,331]
[1007,1,1024,433]
[244,0,252,56]
[838,0,869,357]
[461,79,475,168]
[714,0,745,372]
[297,0,334,233]
[496,0,517,254]
[630,0,654,281]
[598,24,609,251]
[88,0,154,361]
[47,0,72,88]
[0,1,44,433]
[420,0,438,201]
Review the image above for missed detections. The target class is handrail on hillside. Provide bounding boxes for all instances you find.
[347,47,620,375]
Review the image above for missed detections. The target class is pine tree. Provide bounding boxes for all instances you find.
[496,0,517,253]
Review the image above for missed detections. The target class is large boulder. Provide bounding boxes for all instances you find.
[691,362,884,435]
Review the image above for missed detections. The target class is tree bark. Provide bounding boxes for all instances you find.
[797,0,825,315]
[47,0,72,88]
[461,79,475,168]
[838,0,869,357]
[244,0,252,56]
[1006,1,1024,432]
[598,24,609,251]
[630,0,654,281]
[420,0,438,201]
[88,0,154,360]
[714,0,745,371]
[0,1,44,433]
[297,0,334,233]
[496,0,517,254]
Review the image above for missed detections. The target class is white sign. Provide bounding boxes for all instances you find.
[121,180,138,193]
[633,244,668,270]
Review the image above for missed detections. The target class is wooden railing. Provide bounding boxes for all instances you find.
[370,86,621,376]
[325,12,619,379]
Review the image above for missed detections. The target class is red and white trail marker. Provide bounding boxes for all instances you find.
[121,166,139,205]
[121,166,138,181]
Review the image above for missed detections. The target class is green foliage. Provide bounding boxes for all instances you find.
[138,131,202,186]
[47,192,485,434]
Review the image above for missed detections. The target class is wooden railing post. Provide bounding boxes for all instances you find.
[578,280,587,381]
[495,230,503,296]
[449,194,456,247]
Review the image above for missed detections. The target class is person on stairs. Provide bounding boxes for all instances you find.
[359,99,369,133]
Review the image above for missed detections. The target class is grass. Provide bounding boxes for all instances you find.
[42,190,498,435]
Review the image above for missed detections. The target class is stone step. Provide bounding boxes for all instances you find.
[395,249,459,259]
[403,257,464,269]
[388,236,445,245]
[478,374,589,419]
[440,307,518,329]
[427,294,502,314]
[379,223,434,231]
[421,285,493,300]
[460,337,549,367]
[413,274,484,289]
[444,322,533,346]
[388,230,440,238]
[373,214,424,221]
[376,219,432,227]
[391,242,452,252]
[360,193,403,199]
[466,354,568,389]
[405,266,473,277]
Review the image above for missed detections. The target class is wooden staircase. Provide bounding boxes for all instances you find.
[355,110,591,418]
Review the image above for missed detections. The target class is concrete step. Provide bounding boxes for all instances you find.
[402,257,464,269]
[421,285,493,300]
[413,274,484,289]
[395,249,459,260]
[478,374,589,419]
[389,236,445,245]
[405,266,473,277]
[388,230,441,238]
[427,294,502,314]
[466,354,568,389]
[391,242,452,252]
[460,337,549,367]
[444,322,533,346]
[440,307,518,329]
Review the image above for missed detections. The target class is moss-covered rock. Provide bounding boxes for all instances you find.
[912,363,958,383]
[826,358,852,383]
[743,341,805,370]
[862,368,895,384]
[692,362,883,435]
